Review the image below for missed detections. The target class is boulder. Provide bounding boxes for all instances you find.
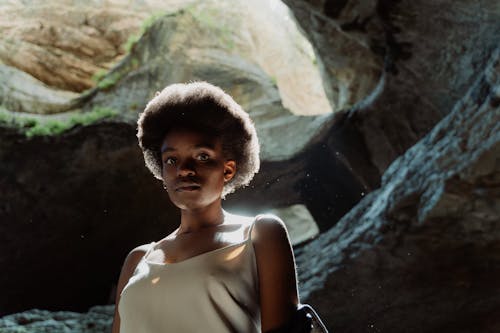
[0,305,113,333]
[295,47,500,332]
[1,0,499,329]
[0,65,79,114]
[0,122,179,315]
[0,1,149,92]
[0,0,343,316]
[283,0,500,175]
[266,204,320,246]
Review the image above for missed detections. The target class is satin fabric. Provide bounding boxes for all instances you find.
[119,220,261,333]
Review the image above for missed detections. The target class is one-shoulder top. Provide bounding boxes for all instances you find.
[118,219,261,333]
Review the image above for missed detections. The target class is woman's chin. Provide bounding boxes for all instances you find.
[170,193,221,210]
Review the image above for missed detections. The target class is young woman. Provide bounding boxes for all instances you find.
[112,82,299,333]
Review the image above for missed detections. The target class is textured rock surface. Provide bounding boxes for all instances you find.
[0,0,200,93]
[1,0,499,330]
[0,305,113,333]
[295,48,500,332]
[0,0,344,316]
[284,0,500,175]
[266,204,319,246]
[0,0,329,116]
[85,6,329,160]
[0,2,145,92]
[0,65,79,114]
[84,0,330,117]
[0,122,180,315]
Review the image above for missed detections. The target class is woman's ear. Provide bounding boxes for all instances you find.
[223,160,236,182]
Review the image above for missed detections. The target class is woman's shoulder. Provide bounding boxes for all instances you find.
[254,213,285,226]
[122,242,154,267]
[248,213,289,244]
[254,213,287,234]
[224,212,286,240]
[115,242,155,298]
[225,211,284,227]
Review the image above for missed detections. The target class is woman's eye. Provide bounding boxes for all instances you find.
[164,157,176,165]
[197,153,209,161]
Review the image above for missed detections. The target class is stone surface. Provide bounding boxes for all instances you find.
[0,0,350,316]
[0,1,147,92]
[0,65,79,114]
[0,305,113,333]
[284,0,500,176]
[0,0,329,116]
[84,3,331,161]
[84,0,331,117]
[266,204,320,246]
[0,122,180,315]
[294,48,500,333]
[0,1,499,330]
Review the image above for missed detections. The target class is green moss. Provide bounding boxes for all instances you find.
[0,112,37,129]
[92,12,165,90]
[130,57,139,69]
[25,120,68,137]
[0,107,118,138]
[96,71,123,90]
[270,76,278,86]
[91,69,108,83]
[0,111,10,124]
[68,107,117,127]
[124,33,141,53]
[124,11,166,53]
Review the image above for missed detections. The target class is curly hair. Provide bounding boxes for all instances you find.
[137,81,260,197]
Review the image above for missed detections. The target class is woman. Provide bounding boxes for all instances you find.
[112,82,299,333]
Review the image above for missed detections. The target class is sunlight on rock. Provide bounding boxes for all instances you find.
[266,204,319,245]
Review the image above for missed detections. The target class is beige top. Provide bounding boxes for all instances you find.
[118,219,261,333]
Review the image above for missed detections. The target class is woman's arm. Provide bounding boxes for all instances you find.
[111,245,149,333]
[253,214,299,333]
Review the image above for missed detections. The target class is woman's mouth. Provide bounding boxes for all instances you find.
[175,185,201,192]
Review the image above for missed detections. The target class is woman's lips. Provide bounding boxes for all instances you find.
[175,184,201,192]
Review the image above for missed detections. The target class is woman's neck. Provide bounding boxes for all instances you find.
[177,201,226,235]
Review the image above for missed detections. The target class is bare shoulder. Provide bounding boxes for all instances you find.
[123,243,151,268]
[118,243,152,285]
[252,213,298,332]
[253,213,289,241]
[116,243,152,295]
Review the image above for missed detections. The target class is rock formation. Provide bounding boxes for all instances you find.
[283,0,500,176]
[0,0,338,317]
[0,2,144,92]
[295,48,500,332]
[0,122,180,315]
[0,0,499,332]
[0,305,113,333]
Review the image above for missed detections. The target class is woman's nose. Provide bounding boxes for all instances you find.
[177,159,196,176]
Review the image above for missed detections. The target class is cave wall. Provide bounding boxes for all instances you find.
[0,2,498,331]
[0,123,179,315]
[284,0,500,175]
[295,47,500,332]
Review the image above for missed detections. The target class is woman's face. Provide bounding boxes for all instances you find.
[160,128,236,210]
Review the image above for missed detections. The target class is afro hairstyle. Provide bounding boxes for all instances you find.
[137,81,260,197]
